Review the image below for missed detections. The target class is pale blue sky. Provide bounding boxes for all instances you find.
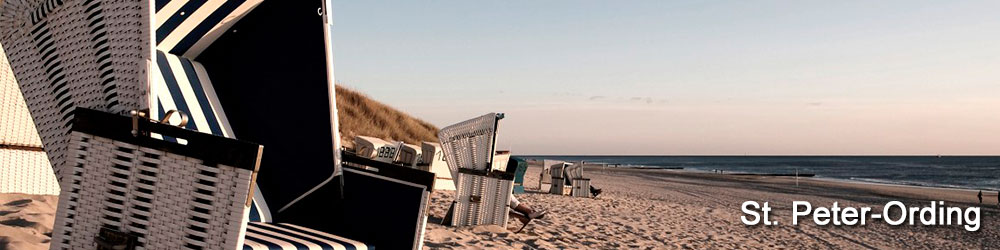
[331,0,1000,155]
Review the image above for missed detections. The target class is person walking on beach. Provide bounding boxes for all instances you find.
[978,190,983,203]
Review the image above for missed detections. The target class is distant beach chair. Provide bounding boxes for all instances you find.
[354,136,393,159]
[422,142,456,191]
[509,157,529,194]
[540,159,560,191]
[566,161,593,198]
[439,113,516,227]
[548,161,570,195]
[396,142,423,168]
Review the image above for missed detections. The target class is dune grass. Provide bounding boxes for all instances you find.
[335,85,438,149]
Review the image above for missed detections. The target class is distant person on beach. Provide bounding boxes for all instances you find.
[978,190,983,203]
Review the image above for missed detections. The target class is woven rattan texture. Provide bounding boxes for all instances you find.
[438,113,499,176]
[0,0,149,177]
[0,149,59,195]
[1,43,60,195]
[452,173,512,227]
[0,43,42,147]
[571,179,591,198]
[50,131,252,250]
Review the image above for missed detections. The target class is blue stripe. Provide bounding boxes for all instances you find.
[156,100,178,143]
[249,200,261,222]
[246,226,313,250]
[155,0,208,44]
[154,0,169,12]
[272,224,360,250]
[177,57,223,136]
[155,50,198,131]
[168,0,246,55]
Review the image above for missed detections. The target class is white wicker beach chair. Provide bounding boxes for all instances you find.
[354,136,392,159]
[50,108,262,250]
[566,161,592,198]
[0,0,150,177]
[396,142,422,168]
[439,113,515,227]
[548,161,569,195]
[0,45,59,195]
[421,142,455,191]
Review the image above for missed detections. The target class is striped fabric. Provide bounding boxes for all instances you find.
[244,223,369,250]
[151,50,272,222]
[154,0,264,58]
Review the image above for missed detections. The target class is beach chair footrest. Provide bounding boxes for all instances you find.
[243,222,370,250]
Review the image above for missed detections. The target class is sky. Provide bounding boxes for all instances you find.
[330,0,1000,155]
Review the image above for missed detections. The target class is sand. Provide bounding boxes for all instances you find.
[2,164,998,249]
[422,164,1000,249]
[0,193,56,250]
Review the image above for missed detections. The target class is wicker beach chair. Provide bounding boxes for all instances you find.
[547,161,570,195]
[421,142,456,191]
[50,108,262,249]
[566,161,592,198]
[396,142,422,168]
[354,136,393,159]
[0,44,59,195]
[0,0,150,178]
[439,113,515,227]
[4,0,428,248]
[509,157,528,194]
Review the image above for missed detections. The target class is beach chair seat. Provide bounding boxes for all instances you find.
[50,108,262,249]
[439,113,514,227]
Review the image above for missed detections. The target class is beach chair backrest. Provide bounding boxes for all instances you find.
[492,151,512,172]
[374,141,403,163]
[550,162,567,179]
[438,113,504,184]
[396,143,422,167]
[0,0,150,177]
[566,161,585,180]
[51,108,263,249]
[0,47,59,195]
[420,142,441,165]
[355,136,391,159]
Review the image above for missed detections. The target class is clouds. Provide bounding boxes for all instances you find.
[588,95,666,105]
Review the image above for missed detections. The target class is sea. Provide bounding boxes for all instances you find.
[518,156,1000,191]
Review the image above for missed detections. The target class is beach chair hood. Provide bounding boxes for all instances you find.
[437,112,504,187]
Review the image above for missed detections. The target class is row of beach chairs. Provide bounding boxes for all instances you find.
[0,0,467,249]
[1,1,541,248]
[541,160,597,198]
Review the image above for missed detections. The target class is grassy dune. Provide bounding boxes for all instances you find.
[335,86,438,149]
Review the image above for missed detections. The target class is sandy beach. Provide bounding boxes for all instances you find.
[2,164,998,249]
[0,193,55,250]
[422,163,1000,249]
